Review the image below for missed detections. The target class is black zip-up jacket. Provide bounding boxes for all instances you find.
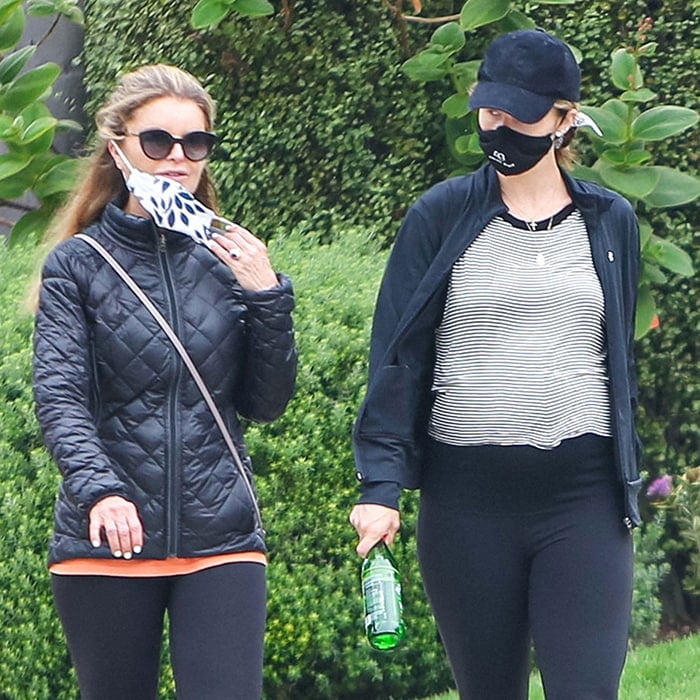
[34,202,296,565]
[353,165,642,529]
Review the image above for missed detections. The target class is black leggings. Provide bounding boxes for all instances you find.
[51,562,266,700]
[417,435,633,700]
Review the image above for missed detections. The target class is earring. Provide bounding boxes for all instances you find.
[553,132,565,149]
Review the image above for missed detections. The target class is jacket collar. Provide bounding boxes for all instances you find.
[100,199,194,254]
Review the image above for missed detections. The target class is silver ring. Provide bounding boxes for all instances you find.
[229,247,242,259]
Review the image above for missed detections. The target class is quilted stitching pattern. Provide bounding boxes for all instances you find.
[34,203,296,563]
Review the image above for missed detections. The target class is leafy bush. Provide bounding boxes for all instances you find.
[0,240,76,698]
[630,514,670,646]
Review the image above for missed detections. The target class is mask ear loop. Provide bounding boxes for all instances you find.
[110,140,135,176]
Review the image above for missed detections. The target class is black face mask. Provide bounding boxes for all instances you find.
[477,125,554,176]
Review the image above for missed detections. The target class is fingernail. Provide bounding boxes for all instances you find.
[91,539,100,548]
[123,551,132,560]
[113,550,123,558]
[133,545,142,554]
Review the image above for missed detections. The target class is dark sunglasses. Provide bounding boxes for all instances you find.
[127,129,217,161]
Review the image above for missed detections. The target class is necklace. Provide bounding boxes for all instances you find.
[525,216,555,232]
[501,188,569,229]
[534,218,554,267]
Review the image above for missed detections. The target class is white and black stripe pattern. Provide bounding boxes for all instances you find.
[428,208,612,449]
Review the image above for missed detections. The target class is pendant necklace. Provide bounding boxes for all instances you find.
[535,216,555,266]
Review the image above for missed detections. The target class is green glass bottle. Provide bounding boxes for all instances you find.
[361,540,406,651]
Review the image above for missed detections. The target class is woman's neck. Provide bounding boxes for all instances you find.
[497,156,572,223]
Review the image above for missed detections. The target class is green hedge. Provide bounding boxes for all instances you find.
[0,243,76,698]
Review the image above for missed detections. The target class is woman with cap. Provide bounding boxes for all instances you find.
[349,29,640,699]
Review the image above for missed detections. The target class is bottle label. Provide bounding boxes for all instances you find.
[362,568,403,634]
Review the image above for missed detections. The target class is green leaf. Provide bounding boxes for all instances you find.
[642,167,700,208]
[570,162,604,186]
[460,0,510,31]
[451,61,480,93]
[441,93,470,119]
[610,48,642,91]
[0,113,16,139]
[20,116,57,144]
[454,135,471,154]
[56,118,83,133]
[640,261,667,285]
[534,0,578,3]
[17,99,52,130]
[598,162,660,199]
[0,0,22,25]
[625,149,652,165]
[580,104,627,144]
[8,206,53,245]
[638,218,653,248]
[645,235,694,277]
[401,51,451,82]
[232,0,274,16]
[631,106,699,141]
[603,98,629,121]
[191,0,228,28]
[497,9,535,31]
[446,116,484,167]
[0,7,25,52]
[600,148,652,166]
[0,63,61,113]
[620,88,656,103]
[430,22,465,54]
[26,0,59,17]
[63,5,84,24]
[0,166,32,198]
[33,157,80,198]
[0,46,36,85]
[0,152,28,181]
[634,284,656,339]
[600,148,628,165]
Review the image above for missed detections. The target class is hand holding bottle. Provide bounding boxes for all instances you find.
[349,503,401,558]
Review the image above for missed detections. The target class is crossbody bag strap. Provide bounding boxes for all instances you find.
[75,233,264,532]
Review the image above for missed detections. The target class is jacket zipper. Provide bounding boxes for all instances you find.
[158,231,184,556]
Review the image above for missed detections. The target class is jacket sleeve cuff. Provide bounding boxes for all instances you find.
[357,481,401,510]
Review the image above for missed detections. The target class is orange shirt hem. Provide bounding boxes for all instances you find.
[49,551,267,577]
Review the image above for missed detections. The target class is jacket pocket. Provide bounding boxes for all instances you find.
[360,365,418,440]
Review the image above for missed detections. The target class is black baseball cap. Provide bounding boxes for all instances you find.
[469,29,581,123]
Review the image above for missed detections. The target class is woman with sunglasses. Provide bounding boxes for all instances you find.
[32,64,296,699]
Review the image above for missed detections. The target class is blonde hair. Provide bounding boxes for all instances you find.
[552,99,579,169]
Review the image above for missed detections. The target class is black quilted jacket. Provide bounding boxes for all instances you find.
[34,202,297,565]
